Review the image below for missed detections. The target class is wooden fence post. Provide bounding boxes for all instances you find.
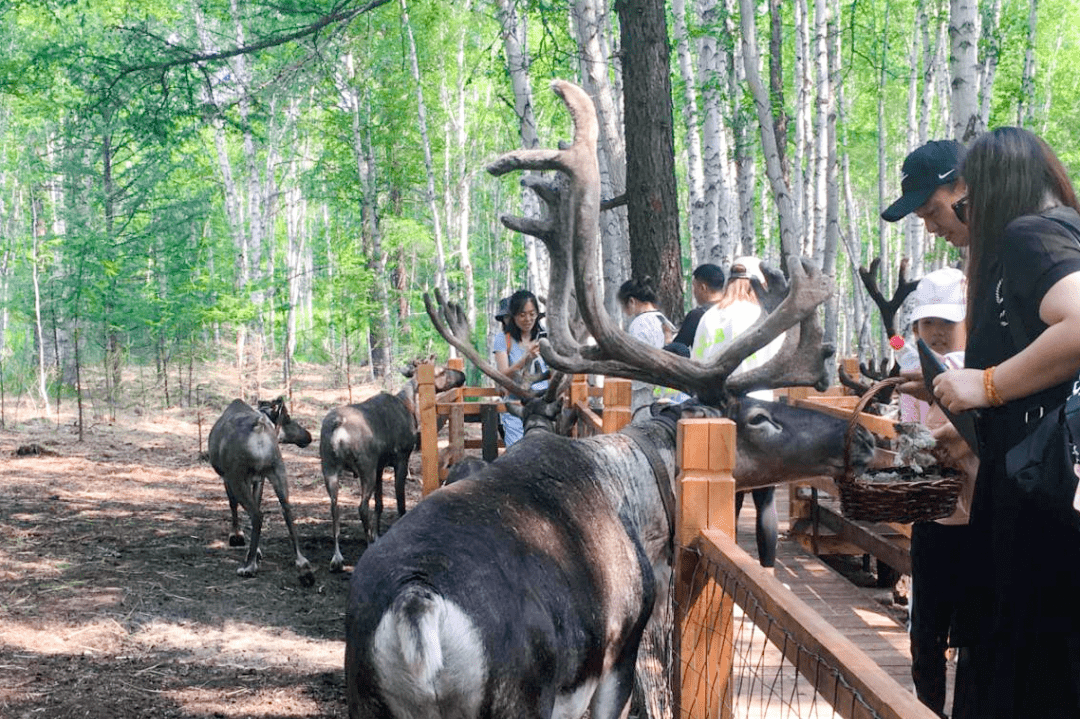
[417,362,439,497]
[673,417,737,719]
[603,377,633,433]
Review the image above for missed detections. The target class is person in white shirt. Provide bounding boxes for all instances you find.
[693,257,783,568]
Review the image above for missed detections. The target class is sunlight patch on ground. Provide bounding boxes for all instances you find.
[0,617,128,655]
[167,686,324,717]
[134,619,341,671]
[0,551,66,581]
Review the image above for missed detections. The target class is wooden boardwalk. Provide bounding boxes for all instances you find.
[723,487,927,718]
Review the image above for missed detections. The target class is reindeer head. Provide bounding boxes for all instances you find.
[257,397,312,448]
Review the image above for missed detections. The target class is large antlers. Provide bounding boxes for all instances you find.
[490,80,835,405]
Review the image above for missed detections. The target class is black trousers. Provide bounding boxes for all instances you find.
[909,521,977,718]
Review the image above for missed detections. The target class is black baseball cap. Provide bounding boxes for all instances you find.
[881,140,965,222]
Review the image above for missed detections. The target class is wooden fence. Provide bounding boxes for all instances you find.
[412,361,932,719]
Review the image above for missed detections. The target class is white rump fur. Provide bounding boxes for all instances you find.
[372,588,486,718]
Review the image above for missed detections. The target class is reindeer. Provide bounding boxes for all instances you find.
[344,80,876,719]
[320,360,466,571]
[208,397,315,586]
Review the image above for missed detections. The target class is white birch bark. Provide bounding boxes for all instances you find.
[918,1,938,143]
[876,4,891,300]
[978,0,1002,130]
[672,0,707,267]
[401,0,448,296]
[572,0,629,318]
[1018,0,1038,128]
[726,0,753,255]
[811,0,830,265]
[696,0,735,264]
[495,0,549,301]
[906,2,924,276]
[949,0,981,141]
[30,201,50,414]
[451,15,477,330]
[793,0,813,255]
[737,0,800,260]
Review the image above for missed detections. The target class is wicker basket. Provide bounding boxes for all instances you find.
[837,377,965,524]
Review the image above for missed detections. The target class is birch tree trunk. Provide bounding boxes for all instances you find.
[30,195,50,414]
[738,0,800,261]
[793,0,812,254]
[727,0,754,256]
[906,2,924,276]
[978,0,1002,130]
[696,0,735,264]
[672,0,707,267]
[950,0,981,141]
[448,9,477,331]
[876,4,891,303]
[572,0,630,319]
[1018,0,1039,128]
[495,0,549,301]
[811,0,830,265]
[401,0,448,297]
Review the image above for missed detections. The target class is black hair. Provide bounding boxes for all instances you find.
[692,263,725,290]
[962,127,1080,329]
[617,276,659,306]
[506,289,544,342]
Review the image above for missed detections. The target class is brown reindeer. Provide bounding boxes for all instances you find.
[344,80,875,719]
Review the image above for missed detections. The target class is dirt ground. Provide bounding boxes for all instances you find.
[0,367,416,719]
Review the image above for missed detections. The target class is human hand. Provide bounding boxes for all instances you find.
[932,368,987,413]
[897,368,931,402]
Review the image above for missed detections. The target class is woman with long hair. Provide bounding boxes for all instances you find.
[493,289,549,448]
[933,127,1080,717]
[692,257,783,570]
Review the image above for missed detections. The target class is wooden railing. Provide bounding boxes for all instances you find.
[414,359,928,718]
[672,418,936,719]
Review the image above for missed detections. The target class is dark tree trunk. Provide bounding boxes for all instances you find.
[616,0,685,323]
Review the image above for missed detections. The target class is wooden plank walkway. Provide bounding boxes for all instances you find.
[724,487,925,718]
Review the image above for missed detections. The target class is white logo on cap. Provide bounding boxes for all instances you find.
[901,172,909,183]
[938,169,954,180]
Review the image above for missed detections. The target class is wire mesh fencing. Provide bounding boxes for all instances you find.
[673,531,934,719]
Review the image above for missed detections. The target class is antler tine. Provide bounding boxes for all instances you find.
[858,256,918,338]
[497,174,580,362]
[423,290,537,399]
[725,311,834,395]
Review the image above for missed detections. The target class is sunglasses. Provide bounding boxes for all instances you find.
[952,195,969,224]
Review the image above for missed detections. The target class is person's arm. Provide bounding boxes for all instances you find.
[934,271,1080,411]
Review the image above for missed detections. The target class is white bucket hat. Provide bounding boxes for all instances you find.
[729,256,765,284]
[911,267,966,323]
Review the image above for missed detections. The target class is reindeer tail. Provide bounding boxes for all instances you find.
[373,584,487,709]
[392,585,446,688]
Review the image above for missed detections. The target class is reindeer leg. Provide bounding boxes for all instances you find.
[373,459,388,540]
[358,465,377,546]
[224,479,246,547]
[393,454,408,519]
[236,477,262,578]
[324,467,346,573]
[267,461,315,587]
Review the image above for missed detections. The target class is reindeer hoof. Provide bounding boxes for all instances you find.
[236,564,258,578]
[229,533,246,547]
[329,556,345,573]
[298,568,316,587]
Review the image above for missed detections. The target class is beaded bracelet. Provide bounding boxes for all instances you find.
[983,365,1005,407]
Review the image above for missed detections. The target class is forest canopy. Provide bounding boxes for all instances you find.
[0,0,1076,420]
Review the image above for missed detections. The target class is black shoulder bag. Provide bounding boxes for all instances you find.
[1001,217,1080,529]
